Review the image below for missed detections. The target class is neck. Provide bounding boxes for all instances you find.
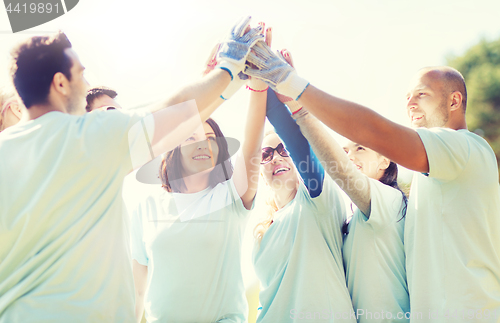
[445,111,468,130]
[26,103,65,120]
[272,181,298,209]
[180,172,211,194]
[451,119,467,130]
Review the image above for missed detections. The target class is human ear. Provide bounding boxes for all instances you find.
[10,102,23,119]
[449,91,463,112]
[379,157,390,171]
[52,72,70,96]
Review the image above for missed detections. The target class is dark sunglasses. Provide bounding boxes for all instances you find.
[261,143,289,164]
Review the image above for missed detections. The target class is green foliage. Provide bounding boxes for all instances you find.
[448,37,500,179]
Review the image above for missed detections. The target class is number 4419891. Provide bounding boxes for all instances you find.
[6,3,59,14]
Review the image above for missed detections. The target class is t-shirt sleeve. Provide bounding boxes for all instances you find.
[416,128,470,182]
[130,204,149,266]
[314,175,346,228]
[83,109,154,172]
[227,177,255,216]
[364,178,405,230]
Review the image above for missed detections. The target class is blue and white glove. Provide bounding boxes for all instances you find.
[217,16,264,81]
[245,41,309,101]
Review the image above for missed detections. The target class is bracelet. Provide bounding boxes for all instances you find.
[291,107,309,120]
[291,107,303,115]
[246,85,268,92]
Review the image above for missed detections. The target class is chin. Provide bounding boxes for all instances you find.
[272,171,298,190]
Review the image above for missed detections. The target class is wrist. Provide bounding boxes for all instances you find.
[286,100,302,114]
[246,85,268,92]
[218,60,242,81]
[221,75,246,100]
[291,107,309,120]
[276,72,309,101]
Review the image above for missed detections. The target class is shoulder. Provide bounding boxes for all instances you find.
[80,109,151,129]
[416,127,489,150]
[368,178,404,211]
[416,127,467,145]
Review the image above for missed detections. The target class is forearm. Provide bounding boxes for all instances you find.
[148,69,230,155]
[149,69,230,118]
[266,89,324,197]
[298,85,429,172]
[293,109,371,215]
[235,89,266,209]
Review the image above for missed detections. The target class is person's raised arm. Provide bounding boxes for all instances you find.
[233,24,269,209]
[245,42,428,173]
[293,108,371,215]
[262,48,324,197]
[139,16,264,159]
[297,86,428,173]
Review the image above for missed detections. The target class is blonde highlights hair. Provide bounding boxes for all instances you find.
[253,195,278,242]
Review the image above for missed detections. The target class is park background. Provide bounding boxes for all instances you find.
[1,0,500,322]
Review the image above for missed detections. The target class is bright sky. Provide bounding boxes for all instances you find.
[1,0,500,286]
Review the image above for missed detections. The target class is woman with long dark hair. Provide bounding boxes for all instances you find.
[130,114,261,322]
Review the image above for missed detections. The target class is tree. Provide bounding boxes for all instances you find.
[448,37,500,180]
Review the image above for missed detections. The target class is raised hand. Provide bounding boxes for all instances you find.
[217,16,264,81]
[202,43,221,77]
[247,23,272,92]
[245,41,309,101]
[274,50,302,113]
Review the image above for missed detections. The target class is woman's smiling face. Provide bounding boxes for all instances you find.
[343,141,389,180]
[179,122,219,178]
[260,133,298,191]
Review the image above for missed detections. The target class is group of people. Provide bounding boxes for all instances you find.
[0,16,499,323]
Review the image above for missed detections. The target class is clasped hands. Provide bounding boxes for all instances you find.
[204,16,309,108]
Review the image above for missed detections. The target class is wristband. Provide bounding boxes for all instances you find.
[246,85,269,92]
[291,107,303,115]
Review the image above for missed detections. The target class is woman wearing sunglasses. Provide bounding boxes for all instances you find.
[276,50,410,322]
[248,50,355,322]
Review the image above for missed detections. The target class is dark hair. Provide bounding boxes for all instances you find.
[85,86,118,112]
[379,161,408,219]
[159,118,233,193]
[10,32,73,108]
[342,161,408,235]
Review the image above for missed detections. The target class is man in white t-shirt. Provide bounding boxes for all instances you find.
[0,16,263,322]
[245,47,500,323]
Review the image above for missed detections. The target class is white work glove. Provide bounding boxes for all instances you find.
[217,16,264,81]
[245,41,309,101]
[220,72,248,100]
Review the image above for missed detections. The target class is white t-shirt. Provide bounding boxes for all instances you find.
[343,178,409,323]
[405,128,500,322]
[131,178,250,323]
[253,176,356,323]
[0,109,150,322]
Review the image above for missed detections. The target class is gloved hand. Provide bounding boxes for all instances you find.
[217,16,264,81]
[201,41,249,100]
[245,41,309,101]
[274,49,302,113]
[246,23,270,93]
